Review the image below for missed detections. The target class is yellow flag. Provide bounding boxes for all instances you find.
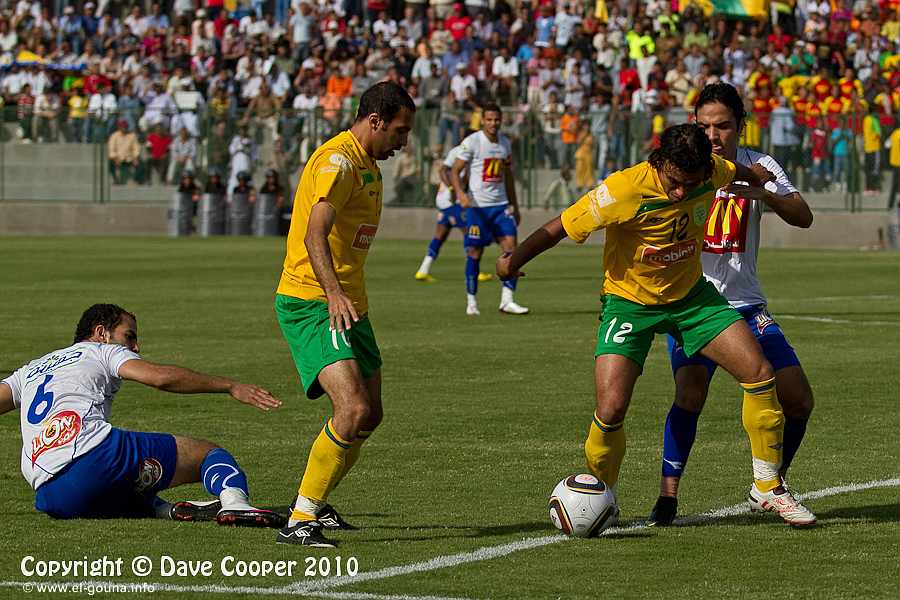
[595,0,608,22]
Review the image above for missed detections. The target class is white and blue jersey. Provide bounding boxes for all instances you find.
[456,130,512,208]
[2,342,139,490]
[2,342,177,518]
[669,148,801,375]
[437,144,467,229]
[456,130,517,247]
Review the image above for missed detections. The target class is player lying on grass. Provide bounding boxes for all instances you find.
[496,123,817,527]
[0,303,284,527]
[649,82,816,527]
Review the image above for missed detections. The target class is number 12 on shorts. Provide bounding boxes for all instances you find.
[604,318,633,344]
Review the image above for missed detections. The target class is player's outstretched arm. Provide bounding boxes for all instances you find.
[0,383,15,416]
[497,216,567,280]
[117,360,281,411]
[305,199,358,332]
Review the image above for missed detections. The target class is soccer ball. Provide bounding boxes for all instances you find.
[548,474,618,537]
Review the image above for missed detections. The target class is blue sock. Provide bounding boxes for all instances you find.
[502,277,517,291]
[427,238,443,259]
[781,417,808,474]
[661,403,700,477]
[201,448,249,496]
[466,256,479,295]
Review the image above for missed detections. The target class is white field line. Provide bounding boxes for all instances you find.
[294,477,900,593]
[775,294,900,303]
[778,314,900,326]
[1,477,897,599]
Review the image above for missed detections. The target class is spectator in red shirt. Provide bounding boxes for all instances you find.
[766,24,792,53]
[16,83,35,143]
[617,56,640,108]
[146,123,172,186]
[445,3,471,42]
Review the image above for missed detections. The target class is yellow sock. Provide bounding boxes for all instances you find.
[584,414,626,488]
[334,430,371,489]
[741,377,784,493]
[292,419,352,521]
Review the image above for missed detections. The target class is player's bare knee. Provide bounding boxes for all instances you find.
[746,359,774,384]
[337,401,373,434]
[363,404,383,431]
[594,400,627,425]
[674,383,707,413]
[782,389,814,419]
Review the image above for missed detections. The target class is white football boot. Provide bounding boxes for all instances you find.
[466,294,480,316]
[748,483,817,528]
[499,287,529,315]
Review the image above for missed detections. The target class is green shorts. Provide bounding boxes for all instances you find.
[275,294,382,399]
[594,279,742,369]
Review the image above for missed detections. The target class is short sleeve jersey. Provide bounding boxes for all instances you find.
[435,144,466,210]
[456,130,512,208]
[702,148,796,308]
[561,156,736,305]
[2,342,140,490]
[277,131,382,313]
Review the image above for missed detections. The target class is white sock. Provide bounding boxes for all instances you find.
[418,255,433,274]
[501,286,514,306]
[466,293,478,306]
[288,495,324,526]
[219,487,254,512]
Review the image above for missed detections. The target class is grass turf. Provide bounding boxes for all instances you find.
[0,237,898,599]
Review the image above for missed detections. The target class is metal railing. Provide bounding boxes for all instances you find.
[0,104,893,213]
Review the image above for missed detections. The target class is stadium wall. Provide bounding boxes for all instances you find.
[0,203,893,249]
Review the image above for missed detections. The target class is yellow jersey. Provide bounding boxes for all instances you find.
[862,115,881,154]
[890,129,900,168]
[277,131,382,313]
[561,156,736,305]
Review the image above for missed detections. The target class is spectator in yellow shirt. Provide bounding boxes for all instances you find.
[67,88,89,143]
[887,123,900,209]
[862,106,882,194]
[107,120,142,185]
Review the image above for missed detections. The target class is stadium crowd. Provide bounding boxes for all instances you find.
[0,0,898,203]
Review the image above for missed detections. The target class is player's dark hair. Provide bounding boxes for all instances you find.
[648,123,714,179]
[355,81,416,124]
[74,304,136,343]
[695,82,746,127]
[482,102,502,116]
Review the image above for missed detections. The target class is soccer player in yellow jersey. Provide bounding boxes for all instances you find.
[497,123,816,524]
[274,82,415,547]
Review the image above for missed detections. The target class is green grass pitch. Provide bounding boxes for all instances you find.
[0,237,898,600]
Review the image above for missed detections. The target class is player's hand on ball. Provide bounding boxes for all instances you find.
[326,290,359,332]
[496,252,523,280]
[230,383,281,411]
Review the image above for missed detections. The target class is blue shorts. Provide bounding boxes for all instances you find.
[437,204,467,229]
[464,205,517,248]
[35,428,177,519]
[668,304,801,379]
